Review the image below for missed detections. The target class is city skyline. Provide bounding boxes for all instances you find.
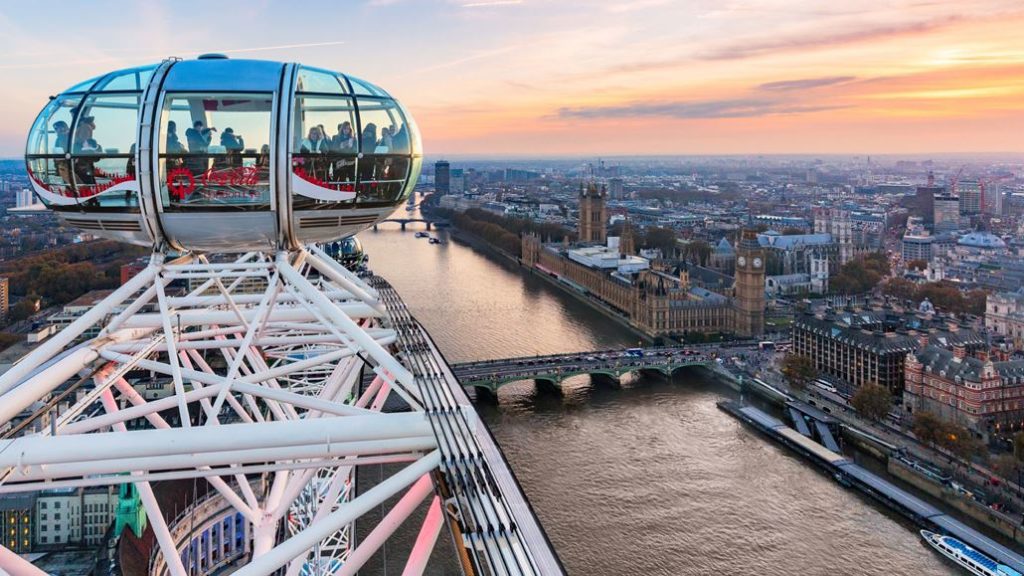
[2,0,1024,156]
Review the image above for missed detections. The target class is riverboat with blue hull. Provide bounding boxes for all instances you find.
[922,530,1023,576]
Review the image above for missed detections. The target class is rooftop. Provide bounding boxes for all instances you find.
[915,346,1024,383]
[757,232,832,250]
[794,309,984,355]
[958,232,1006,250]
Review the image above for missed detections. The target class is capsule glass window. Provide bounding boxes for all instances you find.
[296,67,347,94]
[25,96,84,209]
[66,94,142,211]
[355,98,411,204]
[158,93,273,212]
[291,95,360,210]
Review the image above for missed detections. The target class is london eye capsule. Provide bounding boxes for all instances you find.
[25,56,422,252]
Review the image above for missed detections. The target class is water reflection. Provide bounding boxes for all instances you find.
[358,213,956,576]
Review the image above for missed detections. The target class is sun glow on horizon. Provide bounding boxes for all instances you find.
[1,0,1023,156]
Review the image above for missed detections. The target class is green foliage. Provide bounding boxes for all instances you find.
[781,353,817,392]
[0,240,146,309]
[964,289,988,317]
[881,277,918,301]
[680,239,712,266]
[0,332,19,353]
[433,208,572,258]
[991,453,1019,481]
[881,277,987,316]
[638,226,677,258]
[831,252,890,295]
[1013,432,1024,462]
[916,282,987,316]
[8,298,39,323]
[850,383,892,421]
[913,411,986,463]
[912,411,944,446]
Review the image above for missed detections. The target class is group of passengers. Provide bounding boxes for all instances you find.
[296,121,408,201]
[48,111,407,202]
[299,121,409,156]
[51,116,103,186]
[166,120,247,175]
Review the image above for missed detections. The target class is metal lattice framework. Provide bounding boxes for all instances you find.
[0,245,565,576]
[0,247,448,576]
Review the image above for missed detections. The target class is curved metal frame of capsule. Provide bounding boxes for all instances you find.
[26,57,421,253]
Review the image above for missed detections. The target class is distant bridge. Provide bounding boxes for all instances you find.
[449,343,756,400]
[373,217,449,231]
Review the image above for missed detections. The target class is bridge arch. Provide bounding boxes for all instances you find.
[372,218,436,231]
[588,371,621,388]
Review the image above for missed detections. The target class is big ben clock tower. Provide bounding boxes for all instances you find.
[733,229,765,337]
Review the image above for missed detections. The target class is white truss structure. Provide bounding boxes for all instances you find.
[0,247,445,576]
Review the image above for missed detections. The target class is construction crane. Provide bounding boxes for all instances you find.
[950,165,966,192]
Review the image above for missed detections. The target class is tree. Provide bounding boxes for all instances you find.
[851,383,893,421]
[681,240,712,266]
[912,411,944,446]
[945,425,985,464]
[0,333,19,354]
[991,454,1018,481]
[906,259,928,271]
[8,298,39,323]
[1013,432,1024,462]
[915,281,966,314]
[781,227,805,236]
[964,289,988,317]
[881,277,917,301]
[642,227,678,258]
[830,253,889,295]
[781,353,816,392]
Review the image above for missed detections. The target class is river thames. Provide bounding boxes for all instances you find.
[359,220,957,575]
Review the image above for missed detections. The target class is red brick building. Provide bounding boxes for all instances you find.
[904,344,1024,437]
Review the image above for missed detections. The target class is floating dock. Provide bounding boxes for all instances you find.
[719,400,1024,574]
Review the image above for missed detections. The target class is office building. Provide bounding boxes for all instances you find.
[791,307,984,394]
[915,184,943,226]
[450,168,465,195]
[958,180,982,216]
[0,495,34,553]
[16,188,35,209]
[120,258,148,286]
[608,178,624,199]
[984,183,1004,216]
[933,194,960,234]
[434,160,450,195]
[901,233,933,262]
[35,487,118,549]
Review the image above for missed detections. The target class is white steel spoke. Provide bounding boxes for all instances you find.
[0,245,559,576]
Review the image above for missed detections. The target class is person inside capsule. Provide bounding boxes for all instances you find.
[72,115,100,185]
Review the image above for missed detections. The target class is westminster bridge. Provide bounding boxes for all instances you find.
[447,342,760,401]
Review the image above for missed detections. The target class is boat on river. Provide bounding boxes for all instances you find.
[921,530,1023,576]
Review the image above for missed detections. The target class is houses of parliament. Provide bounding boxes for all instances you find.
[522,183,766,339]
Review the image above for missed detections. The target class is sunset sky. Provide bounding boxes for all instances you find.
[2,0,1024,156]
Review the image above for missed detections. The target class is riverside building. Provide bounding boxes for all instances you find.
[522,183,765,338]
[791,304,984,394]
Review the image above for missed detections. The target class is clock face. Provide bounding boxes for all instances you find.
[753,257,762,268]
[737,256,747,267]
